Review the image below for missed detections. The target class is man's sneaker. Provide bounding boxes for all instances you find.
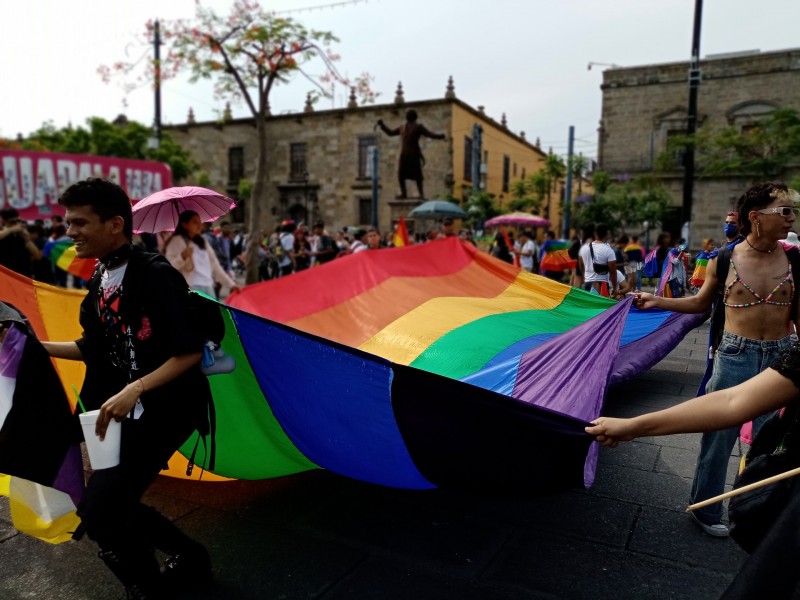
[690,512,729,537]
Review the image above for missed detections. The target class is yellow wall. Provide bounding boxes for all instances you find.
[450,104,547,204]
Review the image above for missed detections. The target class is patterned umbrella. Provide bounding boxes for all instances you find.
[484,212,551,228]
[132,186,236,233]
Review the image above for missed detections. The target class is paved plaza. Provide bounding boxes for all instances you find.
[1,321,756,599]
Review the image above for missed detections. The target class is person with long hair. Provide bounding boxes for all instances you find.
[164,210,239,298]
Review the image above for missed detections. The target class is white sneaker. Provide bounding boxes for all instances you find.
[690,512,729,537]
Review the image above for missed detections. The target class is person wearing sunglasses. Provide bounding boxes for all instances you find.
[631,181,800,538]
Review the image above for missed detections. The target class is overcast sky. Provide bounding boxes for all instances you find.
[3,0,799,162]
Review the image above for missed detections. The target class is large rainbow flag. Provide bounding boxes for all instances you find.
[0,239,706,540]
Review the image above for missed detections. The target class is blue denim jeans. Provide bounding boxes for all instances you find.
[690,331,794,524]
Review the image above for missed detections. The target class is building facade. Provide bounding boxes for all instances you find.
[166,84,550,237]
[598,48,800,245]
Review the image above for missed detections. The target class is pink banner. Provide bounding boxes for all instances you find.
[0,150,172,222]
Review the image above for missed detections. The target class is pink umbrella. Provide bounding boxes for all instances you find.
[484,212,551,228]
[132,186,236,233]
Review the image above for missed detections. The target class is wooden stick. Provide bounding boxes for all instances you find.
[686,465,800,512]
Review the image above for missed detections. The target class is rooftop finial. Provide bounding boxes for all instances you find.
[445,75,455,99]
[394,81,405,106]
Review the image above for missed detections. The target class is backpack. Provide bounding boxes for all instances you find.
[728,402,800,553]
[643,247,660,278]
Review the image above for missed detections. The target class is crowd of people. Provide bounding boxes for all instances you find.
[4,179,800,598]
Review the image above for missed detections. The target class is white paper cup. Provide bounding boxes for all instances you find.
[79,410,121,469]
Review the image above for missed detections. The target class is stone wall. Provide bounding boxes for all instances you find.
[598,48,800,247]
[167,98,545,236]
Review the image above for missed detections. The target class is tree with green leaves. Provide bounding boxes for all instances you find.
[573,172,671,234]
[568,154,590,196]
[543,153,566,220]
[102,0,375,283]
[8,117,197,181]
[506,179,544,214]
[655,108,800,182]
[464,191,500,228]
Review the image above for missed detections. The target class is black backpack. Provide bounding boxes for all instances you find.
[728,402,800,553]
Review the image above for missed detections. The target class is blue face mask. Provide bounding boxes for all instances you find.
[724,223,738,238]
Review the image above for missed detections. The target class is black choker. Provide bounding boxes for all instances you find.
[100,244,132,270]
[745,237,777,254]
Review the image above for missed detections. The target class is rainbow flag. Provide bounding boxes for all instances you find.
[539,239,576,272]
[43,238,96,281]
[1,239,706,542]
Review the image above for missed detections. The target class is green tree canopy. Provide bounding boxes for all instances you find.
[572,172,671,234]
[506,178,544,214]
[656,108,800,181]
[16,117,197,181]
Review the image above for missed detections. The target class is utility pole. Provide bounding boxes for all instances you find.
[563,126,575,239]
[370,145,379,227]
[472,124,483,194]
[152,19,162,147]
[682,0,703,230]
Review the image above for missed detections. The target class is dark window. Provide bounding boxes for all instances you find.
[521,167,526,179]
[463,136,473,182]
[358,197,372,225]
[513,162,517,177]
[502,155,510,193]
[358,135,377,179]
[228,147,244,185]
[483,150,488,164]
[290,143,307,180]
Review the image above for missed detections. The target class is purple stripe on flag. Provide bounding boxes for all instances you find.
[511,298,633,488]
[609,311,709,386]
[0,326,25,379]
[51,444,84,506]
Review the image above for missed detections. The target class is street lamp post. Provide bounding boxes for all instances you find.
[302,171,309,224]
[643,220,651,252]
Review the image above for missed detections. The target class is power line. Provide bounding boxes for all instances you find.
[275,0,372,15]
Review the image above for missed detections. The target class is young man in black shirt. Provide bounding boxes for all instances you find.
[42,178,212,598]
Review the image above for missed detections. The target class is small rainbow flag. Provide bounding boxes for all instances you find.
[43,239,96,281]
[539,239,576,272]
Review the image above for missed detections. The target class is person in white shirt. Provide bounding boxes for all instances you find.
[164,210,240,298]
[577,223,618,297]
[513,230,537,272]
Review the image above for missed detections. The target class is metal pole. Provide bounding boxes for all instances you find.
[153,19,162,145]
[682,0,703,229]
[371,146,379,227]
[472,124,482,194]
[563,126,574,239]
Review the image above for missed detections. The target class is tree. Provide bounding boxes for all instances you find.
[506,179,544,214]
[12,117,197,181]
[656,108,800,182]
[568,154,589,196]
[102,0,374,283]
[464,191,500,228]
[543,153,566,219]
[572,172,671,234]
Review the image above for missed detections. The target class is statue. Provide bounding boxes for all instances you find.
[376,109,446,199]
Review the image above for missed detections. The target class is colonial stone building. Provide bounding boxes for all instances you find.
[166,80,550,237]
[598,47,800,245]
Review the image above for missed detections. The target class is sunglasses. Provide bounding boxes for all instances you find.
[756,206,798,217]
